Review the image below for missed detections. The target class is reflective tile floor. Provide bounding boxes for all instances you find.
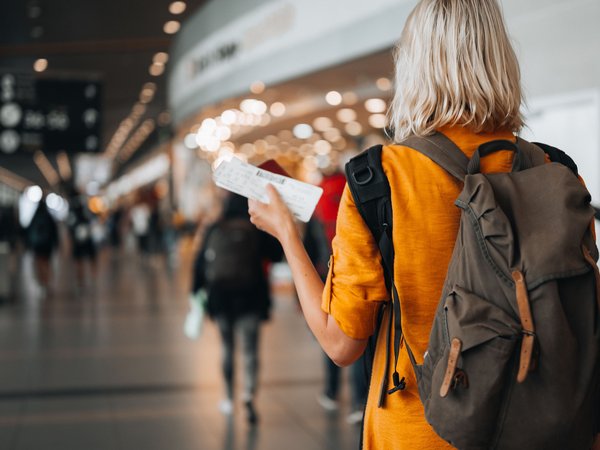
[0,245,361,450]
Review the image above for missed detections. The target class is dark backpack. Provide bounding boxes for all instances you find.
[346,133,600,449]
[29,215,53,249]
[203,218,261,289]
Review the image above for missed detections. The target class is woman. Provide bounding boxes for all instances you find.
[248,0,599,448]
[192,193,282,425]
[27,198,59,296]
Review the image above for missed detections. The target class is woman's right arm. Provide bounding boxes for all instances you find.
[248,185,367,366]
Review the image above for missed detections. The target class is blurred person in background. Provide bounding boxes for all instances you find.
[130,202,151,255]
[0,205,20,302]
[66,193,98,288]
[191,193,282,425]
[107,206,124,249]
[26,197,59,296]
[304,170,368,424]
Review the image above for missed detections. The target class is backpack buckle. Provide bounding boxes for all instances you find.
[352,167,373,186]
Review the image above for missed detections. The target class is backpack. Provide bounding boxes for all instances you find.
[203,217,261,289]
[346,132,600,449]
[29,215,53,249]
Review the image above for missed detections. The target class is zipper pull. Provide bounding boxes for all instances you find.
[387,372,406,395]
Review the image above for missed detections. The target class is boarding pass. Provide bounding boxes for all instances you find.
[213,158,323,222]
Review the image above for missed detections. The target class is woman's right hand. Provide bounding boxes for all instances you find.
[248,184,297,245]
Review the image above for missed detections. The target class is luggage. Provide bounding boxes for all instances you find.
[346,133,600,449]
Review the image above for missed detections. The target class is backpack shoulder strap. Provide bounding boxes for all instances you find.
[345,145,392,283]
[400,132,469,181]
[345,145,410,406]
[531,141,579,176]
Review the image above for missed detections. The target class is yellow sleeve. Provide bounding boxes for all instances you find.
[321,185,389,340]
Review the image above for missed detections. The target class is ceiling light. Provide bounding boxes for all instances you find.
[216,126,232,141]
[323,128,341,141]
[345,121,363,136]
[343,92,358,105]
[158,111,171,126]
[153,52,169,64]
[369,114,387,129]
[239,99,266,116]
[278,130,293,141]
[259,115,271,126]
[221,110,236,125]
[250,81,265,94]
[333,137,347,150]
[240,143,255,156]
[255,140,267,154]
[149,63,165,76]
[317,154,331,169]
[325,91,342,106]
[26,185,43,203]
[143,82,157,91]
[293,124,313,139]
[205,136,220,152]
[132,103,146,116]
[163,20,180,34]
[169,1,186,14]
[314,140,332,155]
[303,155,318,171]
[251,100,267,115]
[336,108,357,123]
[240,99,255,114]
[270,102,286,117]
[365,98,387,113]
[184,133,197,149]
[376,77,392,91]
[313,117,332,131]
[139,89,155,104]
[33,58,47,72]
[201,118,217,132]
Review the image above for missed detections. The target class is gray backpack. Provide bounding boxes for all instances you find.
[346,133,600,449]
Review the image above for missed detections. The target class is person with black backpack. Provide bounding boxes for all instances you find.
[27,198,59,297]
[248,1,600,449]
[66,193,98,288]
[192,193,282,425]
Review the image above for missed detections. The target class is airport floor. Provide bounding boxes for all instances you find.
[0,244,362,450]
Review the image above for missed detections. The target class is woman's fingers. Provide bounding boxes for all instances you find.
[265,184,284,207]
[247,184,294,241]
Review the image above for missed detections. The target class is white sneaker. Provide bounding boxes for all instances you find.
[316,394,338,411]
[219,399,233,415]
[346,410,364,425]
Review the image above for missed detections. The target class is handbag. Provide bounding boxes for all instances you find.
[183,289,207,340]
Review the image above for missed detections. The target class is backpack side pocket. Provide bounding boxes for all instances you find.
[424,287,520,449]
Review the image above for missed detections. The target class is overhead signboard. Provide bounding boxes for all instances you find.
[0,73,102,155]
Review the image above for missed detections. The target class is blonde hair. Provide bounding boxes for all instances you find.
[390,0,524,141]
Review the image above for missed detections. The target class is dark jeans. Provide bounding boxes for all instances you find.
[323,352,368,410]
[216,314,261,401]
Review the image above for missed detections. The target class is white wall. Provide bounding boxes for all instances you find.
[504,0,600,202]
